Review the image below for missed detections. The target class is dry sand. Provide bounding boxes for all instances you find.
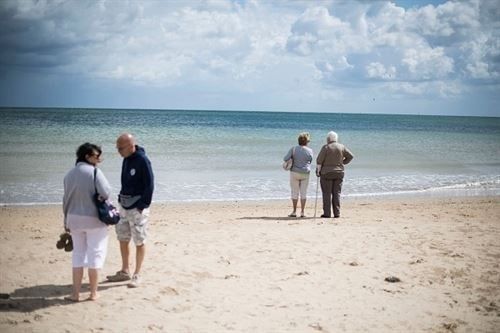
[0,196,499,332]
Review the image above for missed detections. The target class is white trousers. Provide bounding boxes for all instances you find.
[71,227,109,269]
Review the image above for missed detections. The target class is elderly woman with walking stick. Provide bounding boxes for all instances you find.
[315,131,354,219]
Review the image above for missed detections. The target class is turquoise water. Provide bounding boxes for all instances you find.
[1,107,499,204]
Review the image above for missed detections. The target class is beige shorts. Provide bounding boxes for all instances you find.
[290,171,310,200]
[116,207,150,246]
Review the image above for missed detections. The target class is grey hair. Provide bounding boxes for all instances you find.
[327,131,338,143]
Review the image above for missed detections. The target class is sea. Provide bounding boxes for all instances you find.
[1,107,499,205]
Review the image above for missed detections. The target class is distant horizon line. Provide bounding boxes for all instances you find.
[0,105,498,118]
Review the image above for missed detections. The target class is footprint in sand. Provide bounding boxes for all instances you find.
[159,287,179,296]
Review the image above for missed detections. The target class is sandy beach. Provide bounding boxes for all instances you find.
[0,196,499,332]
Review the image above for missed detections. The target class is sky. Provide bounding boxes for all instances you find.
[0,0,499,116]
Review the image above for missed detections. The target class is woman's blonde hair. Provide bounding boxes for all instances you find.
[298,132,310,146]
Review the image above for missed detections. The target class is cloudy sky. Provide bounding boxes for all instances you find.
[0,0,499,116]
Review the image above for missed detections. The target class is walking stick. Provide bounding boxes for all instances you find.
[314,175,319,221]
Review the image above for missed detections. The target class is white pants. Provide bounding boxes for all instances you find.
[71,227,109,269]
[290,171,310,200]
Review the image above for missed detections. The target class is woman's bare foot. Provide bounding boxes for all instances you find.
[87,294,99,301]
[64,295,79,302]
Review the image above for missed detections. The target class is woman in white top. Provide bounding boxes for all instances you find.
[283,132,314,218]
[63,143,111,301]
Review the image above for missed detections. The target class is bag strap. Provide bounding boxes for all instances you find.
[93,168,98,196]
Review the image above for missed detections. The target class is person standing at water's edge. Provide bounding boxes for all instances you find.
[316,131,353,219]
[283,132,314,218]
[107,133,154,288]
[63,143,111,301]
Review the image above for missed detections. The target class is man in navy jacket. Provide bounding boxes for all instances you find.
[107,133,154,288]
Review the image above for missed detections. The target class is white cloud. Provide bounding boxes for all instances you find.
[0,0,499,114]
[386,82,426,96]
[84,1,294,85]
[466,61,490,79]
[317,56,353,72]
[402,46,454,79]
[384,80,463,98]
[284,0,498,96]
[366,62,396,80]
[406,1,480,37]
[460,33,500,80]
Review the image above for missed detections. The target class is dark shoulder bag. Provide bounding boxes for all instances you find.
[94,168,120,225]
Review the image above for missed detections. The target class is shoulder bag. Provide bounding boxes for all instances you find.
[282,146,295,171]
[93,168,120,225]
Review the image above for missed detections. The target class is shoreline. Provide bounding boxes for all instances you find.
[1,189,499,207]
[1,195,499,332]
[1,194,497,216]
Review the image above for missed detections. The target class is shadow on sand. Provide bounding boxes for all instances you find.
[237,216,316,221]
[0,281,126,312]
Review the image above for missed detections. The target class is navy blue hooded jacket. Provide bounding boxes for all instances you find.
[120,145,154,210]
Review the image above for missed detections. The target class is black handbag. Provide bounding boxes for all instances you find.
[93,168,120,225]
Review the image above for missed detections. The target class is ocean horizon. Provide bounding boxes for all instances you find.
[1,107,499,205]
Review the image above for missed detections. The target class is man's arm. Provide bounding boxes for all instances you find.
[137,158,154,211]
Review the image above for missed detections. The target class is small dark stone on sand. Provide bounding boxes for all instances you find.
[385,276,401,283]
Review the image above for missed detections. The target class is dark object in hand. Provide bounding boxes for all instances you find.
[56,232,73,252]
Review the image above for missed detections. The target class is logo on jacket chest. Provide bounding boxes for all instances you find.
[130,168,136,176]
